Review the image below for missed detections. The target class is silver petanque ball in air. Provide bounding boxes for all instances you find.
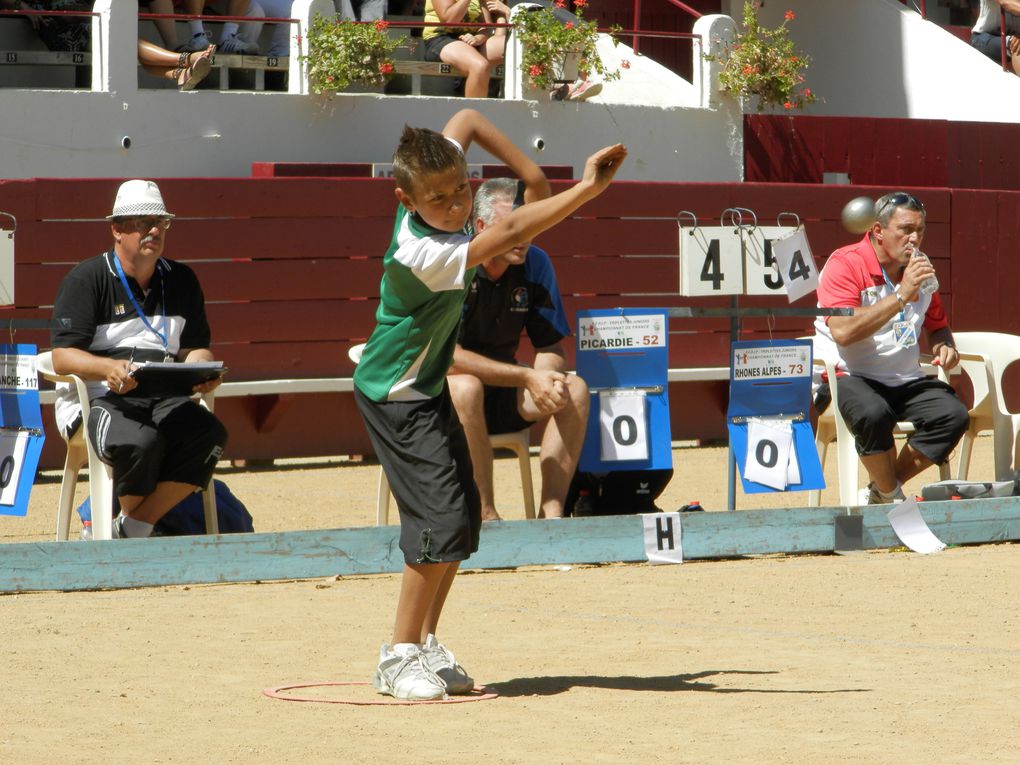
[841,196,876,234]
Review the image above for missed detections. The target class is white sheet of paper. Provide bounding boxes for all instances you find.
[770,228,819,303]
[599,390,649,462]
[642,512,683,564]
[0,430,28,506]
[744,419,793,490]
[786,440,801,486]
[887,497,946,554]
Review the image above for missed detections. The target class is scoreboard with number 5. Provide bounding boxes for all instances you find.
[679,224,819,301]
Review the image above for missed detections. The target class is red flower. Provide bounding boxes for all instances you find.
[575,0,586,7]
[325,75,334,83]
[783,100,793,109]
[565,22,573,29]
[621,59,631,69]
[804,88,812,97]
[784,10,795,20]
[555,0,566,7]
[374,19,389,31]
[379,62,394,74]
[529,64,544,76]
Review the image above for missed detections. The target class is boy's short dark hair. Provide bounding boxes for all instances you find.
[392,125,466,198]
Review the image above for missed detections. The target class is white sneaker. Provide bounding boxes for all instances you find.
[218,34,258,56]
[859,482,906,506]
[372,644,446,701]
[422,634,474,694]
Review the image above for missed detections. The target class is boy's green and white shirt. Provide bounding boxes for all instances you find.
[354,204,475,402]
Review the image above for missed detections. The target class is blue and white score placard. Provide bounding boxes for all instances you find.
[576,309,671,473]
[726,340,824,494]
[0,345,45,517]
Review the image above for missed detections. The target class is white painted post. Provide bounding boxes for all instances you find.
[693,14,736,111]
[90,0,138,95]
[290,0,335,95]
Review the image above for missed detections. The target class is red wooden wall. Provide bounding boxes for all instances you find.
[586,0,720,82]
[1,176,1015,468]
[745,115,1020,191]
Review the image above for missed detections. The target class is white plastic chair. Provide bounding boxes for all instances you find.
[37,351,218,541]
[808,357,950,507]
[347,344,536,525]
[950,332,1020,481]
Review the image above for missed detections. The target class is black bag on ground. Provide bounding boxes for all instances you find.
[565,469,674,517]
[76,479,254,535]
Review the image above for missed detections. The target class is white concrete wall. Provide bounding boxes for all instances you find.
[720,0,1020,122]
[0,1,744,182]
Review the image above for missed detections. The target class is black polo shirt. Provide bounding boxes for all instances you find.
[458,245,570,363]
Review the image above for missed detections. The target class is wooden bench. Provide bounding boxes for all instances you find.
[0,49,501,95]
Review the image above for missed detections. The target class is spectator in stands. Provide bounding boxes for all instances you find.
[151,0,266,55]
[422,0,509,98]
[139,37,216,89]
[336,0,386,21]
[447,177,588,520]
[0,0,90,52]
[50,180,228,539]
[812,192,968,505]
[1,0,215,89]
[353,109,624,700]
[971,0,1020,74]
[258,0,298,57]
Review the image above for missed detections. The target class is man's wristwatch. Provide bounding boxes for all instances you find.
[893,286,907,309]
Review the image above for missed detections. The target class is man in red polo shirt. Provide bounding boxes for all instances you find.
[813,192,969,505]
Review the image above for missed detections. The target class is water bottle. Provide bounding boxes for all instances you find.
[913,250,939,295]
[79,520,93,541]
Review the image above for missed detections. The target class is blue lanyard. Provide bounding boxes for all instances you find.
[879,265,905,322]
[113,254,168,350]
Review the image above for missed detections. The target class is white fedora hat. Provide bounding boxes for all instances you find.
[107,179,175,220]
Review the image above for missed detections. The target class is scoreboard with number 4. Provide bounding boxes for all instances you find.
[679,225,820,301]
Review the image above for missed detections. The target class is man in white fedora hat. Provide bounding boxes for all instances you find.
[50,179,228,539]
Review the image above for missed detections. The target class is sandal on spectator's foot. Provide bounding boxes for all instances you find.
[174,46,215,91]
[548,83,570,101]
[563,80,603,101]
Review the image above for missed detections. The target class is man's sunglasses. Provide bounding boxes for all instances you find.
[876,193,925,218]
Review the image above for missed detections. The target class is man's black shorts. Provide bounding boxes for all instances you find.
[482,384,532,435]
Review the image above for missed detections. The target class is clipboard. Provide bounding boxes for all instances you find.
[129,361,226,395]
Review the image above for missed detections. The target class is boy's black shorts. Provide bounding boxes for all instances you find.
[355,385,481,565]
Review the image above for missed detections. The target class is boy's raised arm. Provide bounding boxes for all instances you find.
[442,109,551,203]
[467,143,627,268]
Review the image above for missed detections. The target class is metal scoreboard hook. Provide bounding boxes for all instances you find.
[776,211,802,230]
[721,206,758,233]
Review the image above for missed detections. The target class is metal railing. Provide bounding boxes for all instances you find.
[630,0,700,55]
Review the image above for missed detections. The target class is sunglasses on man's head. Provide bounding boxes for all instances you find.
[876,193,925,218]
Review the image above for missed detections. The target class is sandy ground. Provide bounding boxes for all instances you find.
[1,438,1018,764]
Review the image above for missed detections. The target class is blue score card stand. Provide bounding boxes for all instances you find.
[576,308,672,474]
[0,344,45,517]
[726,339,824,494]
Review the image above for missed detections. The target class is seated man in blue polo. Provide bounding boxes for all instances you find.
[448,178,588,520]
[50,179,228,538]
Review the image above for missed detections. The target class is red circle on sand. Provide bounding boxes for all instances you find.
[262,681,499,706]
